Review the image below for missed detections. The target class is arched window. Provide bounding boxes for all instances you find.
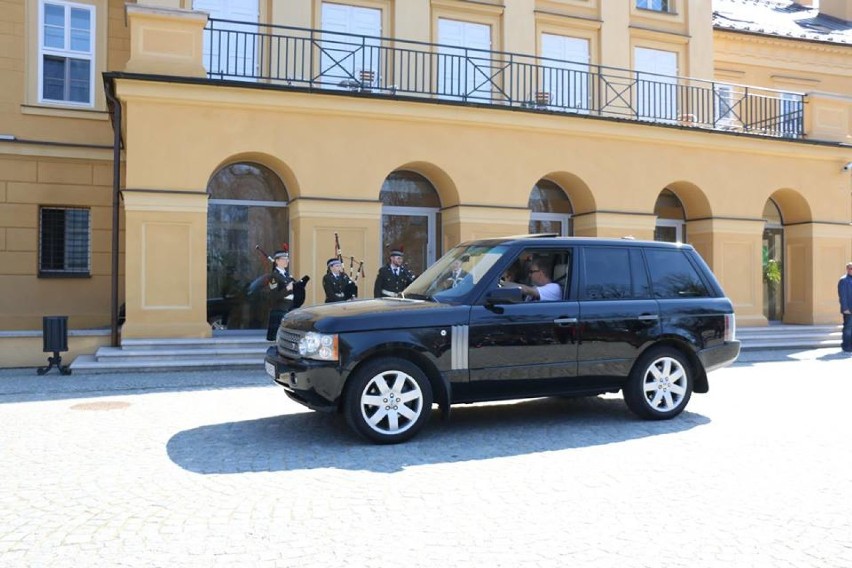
[654,188,686,243]
[207,163,289,330]
[380,171,441,276]
[528,179,573,236]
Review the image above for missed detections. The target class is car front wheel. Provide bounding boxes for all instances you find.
[344,357,433,444]
[623,347,693,420]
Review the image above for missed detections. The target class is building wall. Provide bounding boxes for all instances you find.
[1,0,851,365]
[115,77,851,332]
[0,0,131,332]
[714,31,852,98]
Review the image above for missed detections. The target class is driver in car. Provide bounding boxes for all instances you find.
[502,256,561,301]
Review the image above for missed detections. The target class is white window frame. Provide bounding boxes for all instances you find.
[655,219,684,243]
[381,205,439,266]
[780,92,802,137]
[634,47,678,124]
[196,0,260,81]
[437,18,492,102]
[636,0,672,12]
[319,2,383,91]
[714,84,737,128]
[540,34,590,114]
[530,212,572,237]
[38,0,95,107]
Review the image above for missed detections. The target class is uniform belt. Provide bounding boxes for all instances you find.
[334,292,345,298]
[381,289,400,298]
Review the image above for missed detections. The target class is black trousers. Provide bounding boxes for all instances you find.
[266,301,293,341]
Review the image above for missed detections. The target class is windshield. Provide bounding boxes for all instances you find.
[403,243,509,302]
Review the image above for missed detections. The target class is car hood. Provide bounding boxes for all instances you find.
[281,298,468,333]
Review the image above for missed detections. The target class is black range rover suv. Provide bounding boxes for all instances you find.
[265,236,740,444]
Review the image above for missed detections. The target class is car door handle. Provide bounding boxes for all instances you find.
[638,314,659,321]
[554,317,578,325]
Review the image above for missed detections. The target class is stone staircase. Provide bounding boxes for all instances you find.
[70,332,271,374]
[67,324,844,373]
[736,323,842,351]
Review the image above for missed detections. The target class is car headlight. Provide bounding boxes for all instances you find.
[298,332,338,361]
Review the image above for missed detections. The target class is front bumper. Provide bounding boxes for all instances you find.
[264,346,345,412]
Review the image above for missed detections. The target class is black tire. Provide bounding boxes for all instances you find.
[343,357,433,444]
[623,347,693,420]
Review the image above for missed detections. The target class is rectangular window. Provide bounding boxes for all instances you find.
[39,207,91,277]
[636,0,671,12]
[780,92,803,138]
[645,249,709,298]
[39,1,94,105]
[582,247,633,300]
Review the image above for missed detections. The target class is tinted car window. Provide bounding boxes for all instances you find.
[645,249,709,298]
[582,247,632,299]
[497,249,572,301]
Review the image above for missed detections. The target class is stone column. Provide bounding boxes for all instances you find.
[121,191,211,339]
[784,222,852,324]
[287,199,381,304]
[694,218,767,327]
[119,4,211,339]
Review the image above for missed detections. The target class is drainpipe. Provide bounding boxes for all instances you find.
[104,80,122,348]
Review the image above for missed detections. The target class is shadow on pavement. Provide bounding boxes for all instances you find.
[167,396,709,474]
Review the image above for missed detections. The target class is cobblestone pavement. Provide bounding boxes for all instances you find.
[1,348,851,568]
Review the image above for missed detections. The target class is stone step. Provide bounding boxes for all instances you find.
[70,354,266,374]
[93,346,267,363]
[120,337,270,351]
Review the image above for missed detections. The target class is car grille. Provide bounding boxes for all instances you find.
[278,329,302,358]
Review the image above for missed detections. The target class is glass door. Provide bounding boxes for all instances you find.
[381,207,437,277]
[762,227,784,321]
[208,201,288,330]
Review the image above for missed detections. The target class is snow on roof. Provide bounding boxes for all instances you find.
[713,0,851,45]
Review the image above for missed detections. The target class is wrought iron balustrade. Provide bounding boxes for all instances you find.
[203,18,804,139]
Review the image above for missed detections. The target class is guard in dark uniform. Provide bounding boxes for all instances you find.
[266,247,300,340]
[323,258,357,303]
[373,247,416,298]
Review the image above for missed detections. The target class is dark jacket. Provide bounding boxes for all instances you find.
[323,272,357,303]
[373,264,415,298]
[839,274,852,313]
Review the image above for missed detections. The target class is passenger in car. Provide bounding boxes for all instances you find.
[504,257,562,301]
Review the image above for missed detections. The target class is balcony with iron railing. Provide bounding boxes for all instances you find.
[201,18,804,139]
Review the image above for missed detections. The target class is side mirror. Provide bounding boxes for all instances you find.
[485,287,524,306]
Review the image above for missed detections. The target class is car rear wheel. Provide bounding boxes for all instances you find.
[623,347,693,420]
[344,357,433,444]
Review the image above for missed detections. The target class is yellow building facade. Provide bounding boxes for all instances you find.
[1,0,850,366]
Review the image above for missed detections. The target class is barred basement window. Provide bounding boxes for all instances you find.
[39,207,91,277]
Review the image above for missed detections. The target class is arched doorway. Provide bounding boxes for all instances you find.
[380,171,441,276]
[207,162,289,330]
[528,179,573,235]
[654,188,686,243]
[762,198,784,322]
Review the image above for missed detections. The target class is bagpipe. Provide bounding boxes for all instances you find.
[250,244,309,309]
[334,232,365,296]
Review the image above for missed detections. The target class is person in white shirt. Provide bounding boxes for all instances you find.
[504,257,561,301]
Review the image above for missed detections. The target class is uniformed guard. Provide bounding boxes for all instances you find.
[265,245,310,340]
[373,247,416,298]
[323,257,357,303]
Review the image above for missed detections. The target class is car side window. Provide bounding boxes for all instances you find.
[645,249,710,298]
[582,247,632,300]
[497,248,572,301]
